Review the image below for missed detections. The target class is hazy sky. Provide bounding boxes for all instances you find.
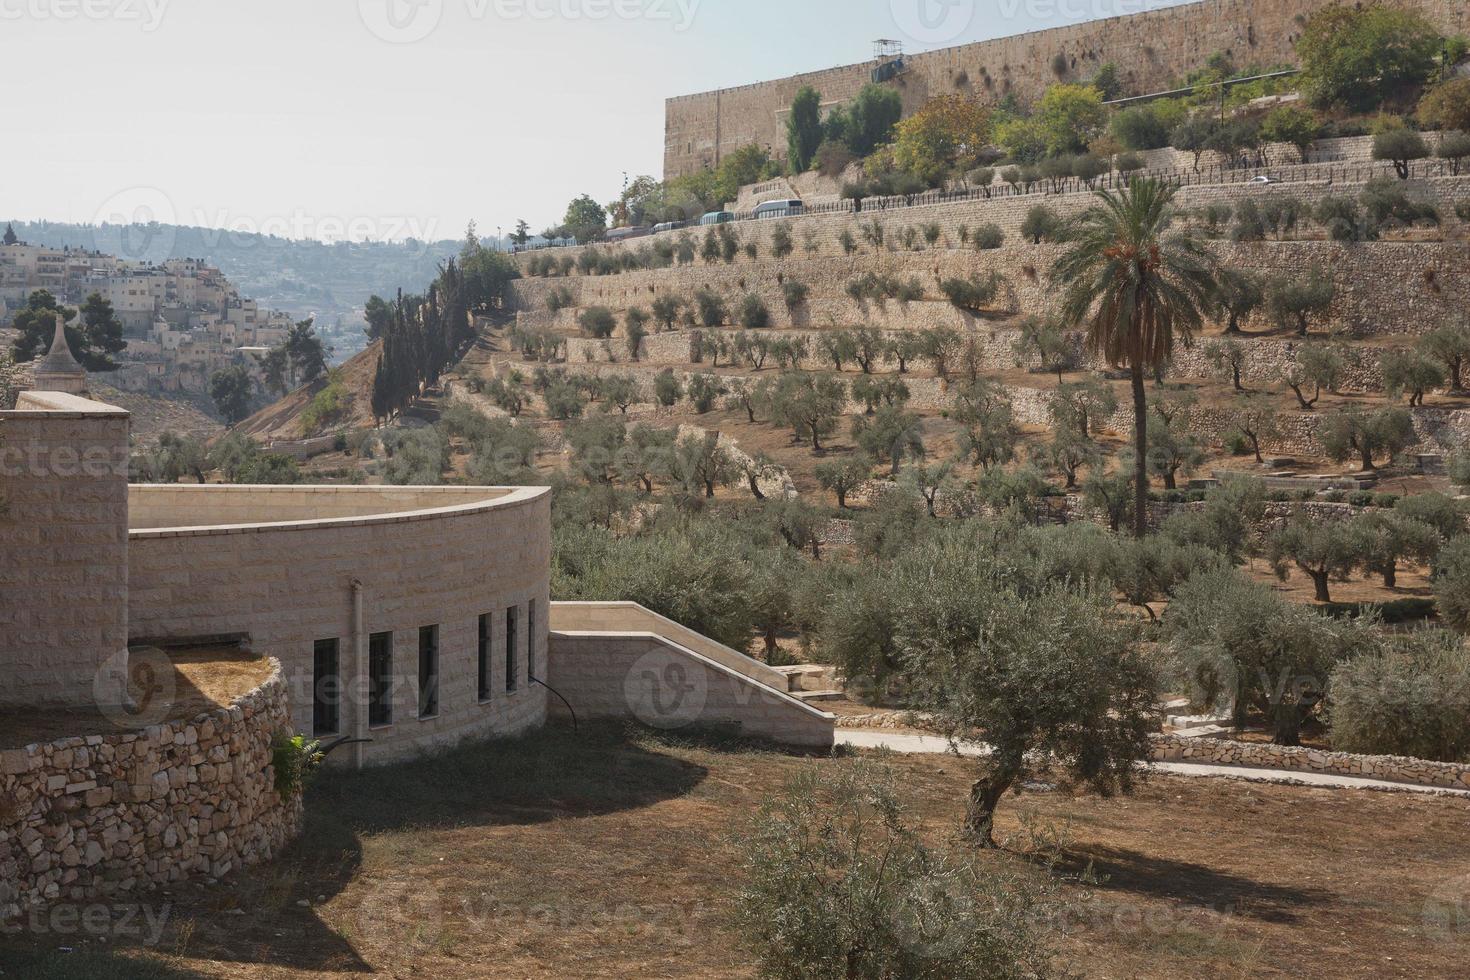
[7,0,1189,243]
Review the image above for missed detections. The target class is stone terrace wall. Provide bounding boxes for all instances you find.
[1150,733,1470,792]
[0,662,302,922]
[514,220,1470,339]
[0,392,130,708]
[663,0,1469,177]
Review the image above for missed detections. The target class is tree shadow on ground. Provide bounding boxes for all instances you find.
[7,724,710,976]
[0,949,211,980]
[1069,844,1336,924]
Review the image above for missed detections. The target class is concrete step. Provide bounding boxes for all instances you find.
[794,690,846,703]
[773,664,839,694]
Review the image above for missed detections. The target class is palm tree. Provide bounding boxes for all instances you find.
[1053,178,1218,537]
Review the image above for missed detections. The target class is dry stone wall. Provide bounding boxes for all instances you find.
[514,212,1470,339]
[663,0,1469,177]
[1149,733,1470,791]
[0,663,302,922]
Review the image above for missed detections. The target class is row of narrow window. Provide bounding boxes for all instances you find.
[312,601,537,737]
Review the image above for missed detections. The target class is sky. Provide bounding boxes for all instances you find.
[5,0,1192,244]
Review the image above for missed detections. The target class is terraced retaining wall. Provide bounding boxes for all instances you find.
[0,662,302,922]
[1149,733,1470,791]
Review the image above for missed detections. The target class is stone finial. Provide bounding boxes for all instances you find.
[33,310,88,395]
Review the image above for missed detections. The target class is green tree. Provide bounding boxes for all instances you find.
[950,379,1019,471]
[1283,341,1348,410]
[900,551,1155,845]
[1111,105,1171,150]
[1036,83,1107,156]
[815,453,871,509]
[1373,126,1431,179]
[1331,630,1470,761]
[1167,567,1375,742]
[11,290,127,371]
[825,83,904,156]
[1265,513,1365,602]
[578,306,617,339]
[1419,77,1470,133]
[1213,267,1265,335]
[1146,406,1205,490]
[1418,321,1470,392]
[209,365,256,424]
[891,94,992,184]
[771,372,847,450]
[1267,269,1335,337]
[1019,205,1064,244]
[1012,316,1073,381]
[1351,509,1440,588]
[563,194,608,244]
[1319,407,1417,471]
[1258,104,1321,163]
[734,763,1053,978]
[1297,3,1442,112]
[1053,178,1217,536]
[785,86,823,174]
[1436,538,1470,633]
[1381,347,1445,406]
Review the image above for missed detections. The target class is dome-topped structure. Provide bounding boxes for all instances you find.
[32,311,88,395]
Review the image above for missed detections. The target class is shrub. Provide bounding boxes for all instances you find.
[733,763,1053,980]
[686,373,728,414]
[577,306,616,339]
[694,289,727,327]
[1020,204,1064,244]
[738,293,771,329]
[838,229,858,255]
[1330,630,1470,761]
[972,222,1005,249]
[781,280,809,309]
[770,225,793,258]
[940,273,1003,312]
[546,285,574,312]
[1438,538,1470,634]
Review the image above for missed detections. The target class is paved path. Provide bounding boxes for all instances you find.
[836,730,1470,799]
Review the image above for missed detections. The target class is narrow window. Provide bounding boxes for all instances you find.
[418,625,439,718]
[505,606,519,693]
[478,613,492,702]
[368,632,393,727]
[527,599,537,682]
[312,638,340,737]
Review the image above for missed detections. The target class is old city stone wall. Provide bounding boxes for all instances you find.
[664,0,1468,177]
[127,486,553,766]
[0,393,130,708]
[0,662,301,922]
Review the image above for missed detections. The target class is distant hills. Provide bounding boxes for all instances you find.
[5,220,491,361]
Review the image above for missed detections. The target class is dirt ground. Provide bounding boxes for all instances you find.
[0,646,273,750]
[4,725,1469,980]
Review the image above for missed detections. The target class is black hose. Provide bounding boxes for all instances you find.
[533,676,578,734]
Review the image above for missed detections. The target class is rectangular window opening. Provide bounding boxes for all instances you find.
[369,631,393,728]
[419,625,440,719]
[478,613,492,702]
[505,606,519,693]
[312,638,340,737]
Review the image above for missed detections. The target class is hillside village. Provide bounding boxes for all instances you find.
[5,1,1470,978]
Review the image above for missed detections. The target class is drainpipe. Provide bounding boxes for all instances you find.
[350,578,367,771]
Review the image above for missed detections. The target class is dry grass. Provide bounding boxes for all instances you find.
[5,725,1470,979]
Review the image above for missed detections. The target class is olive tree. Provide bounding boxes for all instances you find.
[816,453,872,509]
[1265,513,1363,602]
[1329,629,1470,761]
[734,763,1054,980]
[1318,407,1417,471]
[1351,510,1440,589]
[1167,567,1377,743]
[1436,537,1470,634]
[900,560,1156,847]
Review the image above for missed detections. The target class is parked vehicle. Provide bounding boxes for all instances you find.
[754,198,804,219]
[605,225,653,242]
[699,211,736,225]
[1248,175,1280,184]
[652,221,685,233]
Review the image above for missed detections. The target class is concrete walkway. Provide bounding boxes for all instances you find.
[836,730,1470,799]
